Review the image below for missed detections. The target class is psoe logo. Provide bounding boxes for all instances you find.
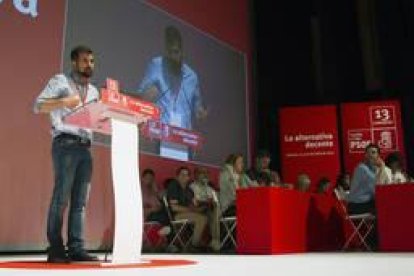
[0,0,38,18]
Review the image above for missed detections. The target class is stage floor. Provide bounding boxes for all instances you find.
[0,253,413,275]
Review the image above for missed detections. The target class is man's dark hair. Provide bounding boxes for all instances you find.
[176,166,190,176]
[142,168,155,177]
[165,26,182,46]
[70,45,93,61]
[385,152,403,168]
[256,150,271,159]
[316,177,330,194]
[365,143,380,154]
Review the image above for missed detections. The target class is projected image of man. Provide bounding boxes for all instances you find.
[135,25,207,130]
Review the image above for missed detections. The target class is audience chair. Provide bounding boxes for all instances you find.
[211,192,237,250]
[162,195,193,251]
[334,190,376,251]
[220,216,237,249]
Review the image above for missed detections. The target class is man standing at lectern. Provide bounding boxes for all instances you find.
[33,46,99,263]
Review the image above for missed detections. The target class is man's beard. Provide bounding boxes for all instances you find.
[78,67,93,78]
[166,58,182,75]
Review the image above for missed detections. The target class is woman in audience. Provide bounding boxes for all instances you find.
[141,169,171,240]
[219,154,254,217]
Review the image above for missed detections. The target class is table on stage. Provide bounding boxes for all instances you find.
[376,183,414,251]
[236,187,344,254]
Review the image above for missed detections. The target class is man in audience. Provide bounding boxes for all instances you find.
[247,150,281,187]
[347,143,384,250]
[383,151,409,184]
[334,173,350,200]
[167,167,208,251]
[347,143,385,214]
[316,177,331,194]
[190,167,220,252]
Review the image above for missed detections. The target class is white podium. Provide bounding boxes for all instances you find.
[64,79,160,264]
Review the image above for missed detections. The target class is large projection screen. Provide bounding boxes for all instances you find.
[64,0,248,166]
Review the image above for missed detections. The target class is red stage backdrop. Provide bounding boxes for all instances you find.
[340,100,405,174]
[279,105,341,190]
[0,0,66,251]
[0,0,252,251]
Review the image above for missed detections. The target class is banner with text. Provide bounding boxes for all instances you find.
[341,100,405,174]
[280,105,340,190]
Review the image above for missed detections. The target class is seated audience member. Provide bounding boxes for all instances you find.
[383,152,409,184]
[334,173,350,200]
[141,169,171,237]
[316,177,331,194]
[219,153,254,217]
[247,150,281,187]
[347,143,383,249]
[190,167,220,251]
[296,173,311,192]
[347,143,384,214]
[167,167,208,251]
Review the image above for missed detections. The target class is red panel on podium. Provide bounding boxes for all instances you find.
[63,82,160,136]
[63,80,203,149]
[141,120,204,149]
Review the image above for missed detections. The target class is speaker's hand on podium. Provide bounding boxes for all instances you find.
[63,94,81,109]
[141,85,159,102]
[36,94,81,113]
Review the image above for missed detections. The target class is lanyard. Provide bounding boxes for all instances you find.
[68,75,88,105]
[170,74,182,112]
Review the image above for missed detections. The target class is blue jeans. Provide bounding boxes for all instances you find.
[47,137,92,253]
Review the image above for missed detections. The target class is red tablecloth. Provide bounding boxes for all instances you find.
[376,184,414,251]
[236,187,344,254]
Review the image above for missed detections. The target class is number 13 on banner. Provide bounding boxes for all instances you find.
[370,106,396,126]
